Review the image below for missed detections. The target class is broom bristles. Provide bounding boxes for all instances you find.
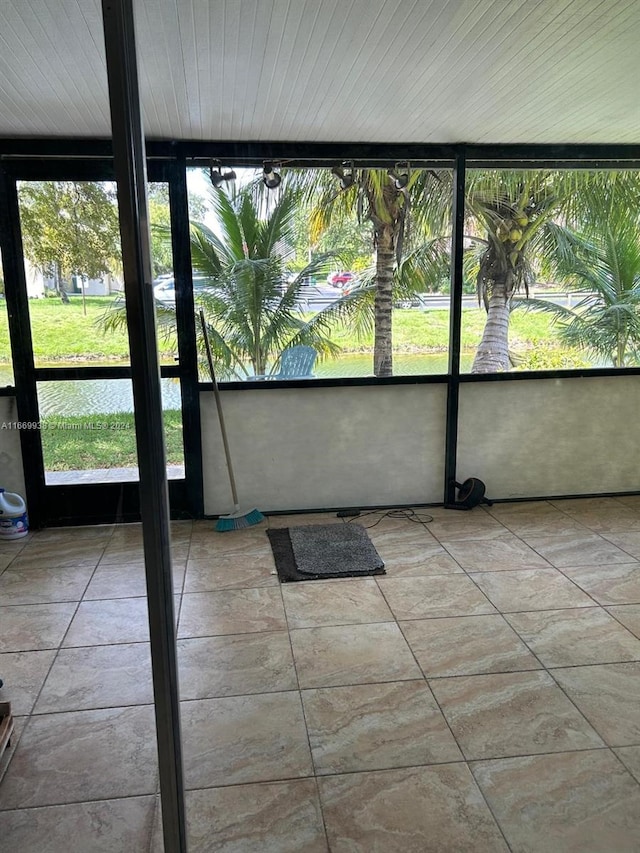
[215,508,264,532]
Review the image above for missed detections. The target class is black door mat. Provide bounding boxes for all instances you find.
[267,523,386,583]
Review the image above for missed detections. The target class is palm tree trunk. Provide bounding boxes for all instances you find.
[472,280,511,373]
[374,226,395,377]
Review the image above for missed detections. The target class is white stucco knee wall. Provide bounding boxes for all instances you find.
[457,376,640,498]
[201,384,447,514]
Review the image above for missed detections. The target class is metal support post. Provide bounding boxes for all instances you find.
[444,149,466,505]
[100,2,187,850]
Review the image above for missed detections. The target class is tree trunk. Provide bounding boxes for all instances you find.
[374,226,395,377]
[55,262,70,304]
[471,278,512,373]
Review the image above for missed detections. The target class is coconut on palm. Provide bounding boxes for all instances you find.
[496,222,510,242]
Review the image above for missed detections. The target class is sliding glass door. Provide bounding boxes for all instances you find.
[4,161,201,525]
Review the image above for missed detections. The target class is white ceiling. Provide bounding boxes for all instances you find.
[0,0,638,144]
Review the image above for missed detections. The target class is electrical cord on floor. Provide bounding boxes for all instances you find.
[341,508,434,532]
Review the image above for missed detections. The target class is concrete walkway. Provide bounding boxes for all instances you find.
[45,466,185,485]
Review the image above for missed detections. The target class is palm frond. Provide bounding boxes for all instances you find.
[393,238,450,297]
[258,191,298,257]
[207,189,246,261]
[514,200,640,368]
[189,222,225,276]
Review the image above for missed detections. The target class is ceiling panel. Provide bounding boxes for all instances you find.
[0,0,637,144]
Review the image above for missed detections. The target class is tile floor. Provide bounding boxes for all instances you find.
[1,497,640,850]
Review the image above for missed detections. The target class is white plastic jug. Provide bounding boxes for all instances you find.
[0,489,29,540]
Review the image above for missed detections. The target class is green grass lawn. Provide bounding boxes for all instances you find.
[327,307,561,352]
[0,295,177,363]
[40,410,184,470]
[0,294,582,371]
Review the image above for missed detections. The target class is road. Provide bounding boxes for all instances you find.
[303,291,591,312]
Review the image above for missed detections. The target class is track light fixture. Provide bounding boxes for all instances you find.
[263,162,282,189]
[209,161,236,187]
[388,161,410,189]
[331,161,355,190]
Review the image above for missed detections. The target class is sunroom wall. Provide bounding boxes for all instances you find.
[457,375,640,498]
[201,384,447,513]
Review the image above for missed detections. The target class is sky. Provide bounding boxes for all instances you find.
[185,166,261,230]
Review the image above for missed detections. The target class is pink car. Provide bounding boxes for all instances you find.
[327,272,356,287]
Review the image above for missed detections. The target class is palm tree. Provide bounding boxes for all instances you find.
[466,170,640,373]
[293,167,451,377]
[518,191,640,367]
[467,171,572,373]
[101,184,362,379]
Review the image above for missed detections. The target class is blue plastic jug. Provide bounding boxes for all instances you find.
[0,488,29,540]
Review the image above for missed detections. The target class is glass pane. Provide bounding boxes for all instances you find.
[162,378,185,480]
[187,164,453,381]
[461,168,640,373]
[0,247,13,387]
[17,180,129,368]
[38,379,139,485]
[38,377,184,485]
[148,181,183,470]
[148,181,178,367]
[17,180,183,370]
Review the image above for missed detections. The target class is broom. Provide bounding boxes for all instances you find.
[199,310,264,532]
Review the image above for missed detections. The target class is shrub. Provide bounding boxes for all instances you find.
[514,345,591,370]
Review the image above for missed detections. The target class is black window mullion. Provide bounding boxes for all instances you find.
[0,168,46,526]
[169,157,203,517]
[444,148,466,506]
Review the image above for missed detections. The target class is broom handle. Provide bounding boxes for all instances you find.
[199,310,239,509]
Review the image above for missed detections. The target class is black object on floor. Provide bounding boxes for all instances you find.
[267,523,385,583]
[445,477,493,510]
